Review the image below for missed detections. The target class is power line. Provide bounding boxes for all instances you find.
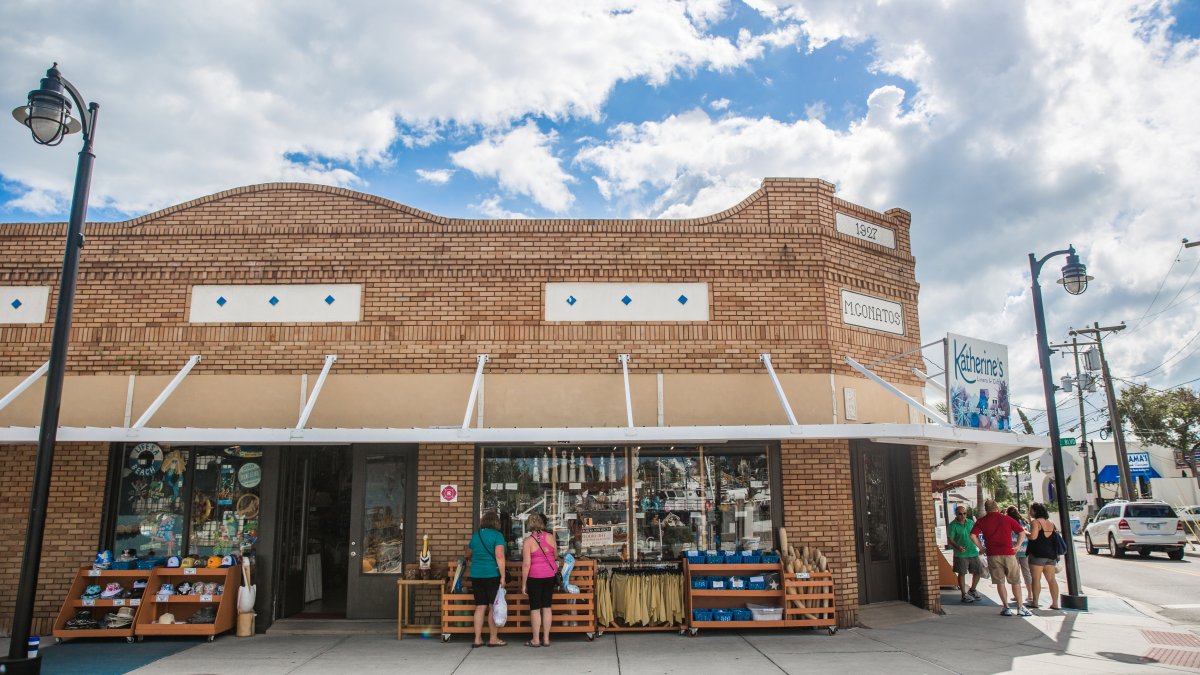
[1123,242,1186,336]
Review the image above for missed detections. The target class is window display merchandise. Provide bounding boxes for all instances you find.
[113,444,260,565]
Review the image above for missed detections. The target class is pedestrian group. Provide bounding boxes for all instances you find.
[947,499,1061,615]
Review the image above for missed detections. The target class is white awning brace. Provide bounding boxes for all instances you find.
[131,355,202,431]
[913,368,947,393]
[462,355,489,430]
[619,354,634,428]
[759,354,799,426]
[294,355,337,436]
[846,356,946,425]
[0,361,49,413]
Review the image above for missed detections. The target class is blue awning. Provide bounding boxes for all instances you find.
[1097,464,1163,483]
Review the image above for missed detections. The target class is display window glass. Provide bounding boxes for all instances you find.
[479,445,773,562]
[188,446,262,559]
[480,446,628,560]
[110,443,261,560]
[360,453,407,574]
[114,443,190,557]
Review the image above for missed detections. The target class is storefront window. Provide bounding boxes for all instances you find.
[111,444,261,560]
[188,446,262,559]
[114,443,189,557]
[480,447,628,560]
[479,445,772,562]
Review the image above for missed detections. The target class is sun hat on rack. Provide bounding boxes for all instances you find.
[207,556,222,569]
[166,555,181,568]
[81,585,102,600]
[100,582,125,599]
[156,612,176,624]
[93,550,113,570]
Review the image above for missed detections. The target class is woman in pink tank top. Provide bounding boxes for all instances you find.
[521,513,558,647]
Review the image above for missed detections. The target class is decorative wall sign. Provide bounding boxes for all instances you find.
[835,212,896,249]
[189,284,362,323]
[0,286,50,324]
[840,290,904,335]
[545,282,708,322]
[945,333,1010,431]
[440,484,459,503]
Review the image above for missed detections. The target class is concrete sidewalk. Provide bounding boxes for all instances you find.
[39,585,1200,674]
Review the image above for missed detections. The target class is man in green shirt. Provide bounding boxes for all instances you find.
[947,507,982,603]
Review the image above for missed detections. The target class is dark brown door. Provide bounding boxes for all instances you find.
[851,444,900,604]
[276,448,310,618]
[345,445,417,619]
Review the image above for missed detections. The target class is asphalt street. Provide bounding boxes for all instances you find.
[1070,540,1200,624]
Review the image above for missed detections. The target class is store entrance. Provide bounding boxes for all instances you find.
[850,442,904,605]
[276,446,353,618]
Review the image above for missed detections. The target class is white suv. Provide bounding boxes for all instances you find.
[1084,500,1188,560]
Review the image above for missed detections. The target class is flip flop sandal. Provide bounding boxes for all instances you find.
[524,641,541,648]
[471,642,484,648]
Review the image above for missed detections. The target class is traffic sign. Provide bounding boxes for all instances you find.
[1059,437,1077,446]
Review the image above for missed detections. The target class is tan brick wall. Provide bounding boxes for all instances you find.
[910,446,942,614]
[412,444,475,624]
[0,443,108,636]
[778,439,859,626]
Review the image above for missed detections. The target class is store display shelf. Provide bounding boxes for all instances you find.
[136,622,223,636]
[150,595,225,603]
[690,619,782,629]
[78,569,152,578]
[53,628,136,639]
[69,598,143,608]
[685,564,779,572]
[689,590,781,598]
[155,568,235,576]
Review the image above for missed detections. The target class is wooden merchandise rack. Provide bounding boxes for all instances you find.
[440,559,596,642]
[134,566,240,641]
[683,560,837,635]
[52,569,149,643]
[594,563,687,635]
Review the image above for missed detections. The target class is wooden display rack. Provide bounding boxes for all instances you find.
[683,560,837,635]
[440,559,596,642]
[52,569,150,643]
[594,563,686,635]
[134,566,240,642]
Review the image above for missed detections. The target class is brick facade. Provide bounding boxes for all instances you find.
[0,443,108,636]
[0,178,938,632]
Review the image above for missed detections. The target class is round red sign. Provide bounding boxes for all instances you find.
[440,484,458,502]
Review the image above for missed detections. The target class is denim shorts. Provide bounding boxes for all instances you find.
[1028,556,1058,568]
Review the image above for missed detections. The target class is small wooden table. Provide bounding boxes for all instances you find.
[396,578,444,640]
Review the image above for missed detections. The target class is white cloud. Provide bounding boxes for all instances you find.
[578,1,1200,416]
[452,121,576,213]
[709,97,731,110]
[0,0,800,218]
[803,101,827,120]
[415,168,455,185]
[470,195,528,219]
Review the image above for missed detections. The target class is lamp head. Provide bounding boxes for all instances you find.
[11,63,82,146]
[1057,247,1092,295]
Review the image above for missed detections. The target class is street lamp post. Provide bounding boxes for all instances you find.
[1028,245,1091,611]
[4,64,99,674]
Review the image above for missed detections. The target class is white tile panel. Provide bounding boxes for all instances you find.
[0,286,50,324]
[545,282,708,322]
[189,284,362,323]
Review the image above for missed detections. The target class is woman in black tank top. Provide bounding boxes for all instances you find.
[1026,502,1061,610]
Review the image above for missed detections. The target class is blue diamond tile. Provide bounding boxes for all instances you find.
[10,299,21,310]
[325,295,335,305]
[678,294,688,305]
[269,296,279,306]
[566,295,577,306]
[621,295,632,305]
[216,296,226,307]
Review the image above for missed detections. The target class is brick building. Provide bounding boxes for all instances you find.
[0,178,1038,635]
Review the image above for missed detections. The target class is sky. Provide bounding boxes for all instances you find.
[1,0,1199,439]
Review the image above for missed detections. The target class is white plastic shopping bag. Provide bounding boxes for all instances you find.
[977,553,990,580]
[492,587,508,626]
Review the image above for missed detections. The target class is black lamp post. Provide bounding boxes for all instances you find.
[1029,245,1091,611]
[4,64,99,674]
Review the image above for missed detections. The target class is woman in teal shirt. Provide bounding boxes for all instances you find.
[467,511,508,647]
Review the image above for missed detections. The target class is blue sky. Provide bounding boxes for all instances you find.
[2,0,1199,436]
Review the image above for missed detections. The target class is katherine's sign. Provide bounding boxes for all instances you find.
[945,333,1010,431]
[841,290,904,335]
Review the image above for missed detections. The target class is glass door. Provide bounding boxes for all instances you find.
[346,445,416,619]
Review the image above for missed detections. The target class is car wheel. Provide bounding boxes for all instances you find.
[1138,549,1153,558]
[1110,535,1125,558]
[1084,533,1097,555]
[1168,549,1185,561]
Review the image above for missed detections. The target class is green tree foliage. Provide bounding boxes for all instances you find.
[1118,384,1200,489]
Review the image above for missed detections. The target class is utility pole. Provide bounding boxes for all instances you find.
[1089,440,1102,505]
[1050,335,1098,507]
[1070,322,1133,501]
